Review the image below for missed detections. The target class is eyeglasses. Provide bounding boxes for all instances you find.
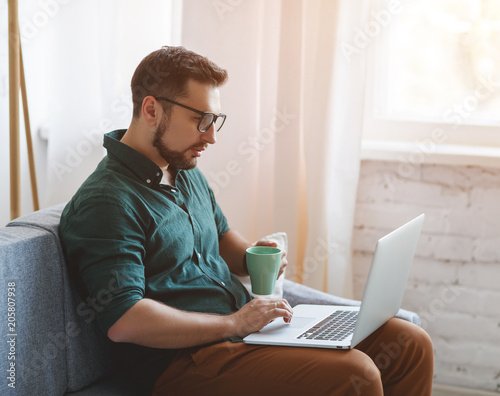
[155,97,227,133]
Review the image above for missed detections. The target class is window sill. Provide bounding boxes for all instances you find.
[361,140,500,169]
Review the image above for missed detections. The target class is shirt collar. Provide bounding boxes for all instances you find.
[103,129,163,187]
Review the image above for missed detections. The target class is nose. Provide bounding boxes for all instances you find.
[201,123,217,145]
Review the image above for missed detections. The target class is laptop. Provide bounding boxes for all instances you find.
[243,214,425,350]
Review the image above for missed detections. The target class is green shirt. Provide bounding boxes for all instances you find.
[59,129,251,390]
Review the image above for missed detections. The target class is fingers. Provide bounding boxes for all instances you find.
[255,240,278,247]
[269,298,293,323]
[277,251,287,279]
[234,298,293,336]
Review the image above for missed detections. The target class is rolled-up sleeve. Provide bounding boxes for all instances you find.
[60,196,146,334]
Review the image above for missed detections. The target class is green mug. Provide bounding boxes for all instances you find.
[245,246,282,295]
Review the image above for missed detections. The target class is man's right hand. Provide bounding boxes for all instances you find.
[229,297,293,338]
[107,297,293,349]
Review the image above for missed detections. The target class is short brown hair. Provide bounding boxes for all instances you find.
[130,46,228,118]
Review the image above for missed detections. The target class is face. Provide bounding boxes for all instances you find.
[152,80,220,170]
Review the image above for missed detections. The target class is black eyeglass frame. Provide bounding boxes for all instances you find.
[155,96,226,133]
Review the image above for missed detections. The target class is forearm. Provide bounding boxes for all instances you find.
[219,229,251,276]
[107,298,236,349]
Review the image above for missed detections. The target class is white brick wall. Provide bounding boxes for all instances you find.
[353,160,500,393]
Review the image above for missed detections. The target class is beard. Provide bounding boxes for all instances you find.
[152,115,198,170]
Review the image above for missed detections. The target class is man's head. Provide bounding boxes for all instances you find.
[131,46,228,119]
[127,46,228,170]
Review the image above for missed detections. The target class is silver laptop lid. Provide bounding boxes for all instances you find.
[351,214,425,347]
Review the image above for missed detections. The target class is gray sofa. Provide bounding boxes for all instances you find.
[0,204,420,395]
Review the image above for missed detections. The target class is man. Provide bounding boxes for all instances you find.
[60,46,433,395]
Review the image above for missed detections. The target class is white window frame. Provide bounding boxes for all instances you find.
[361,0,500,168]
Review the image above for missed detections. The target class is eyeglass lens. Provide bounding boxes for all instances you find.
[200,114,225,132]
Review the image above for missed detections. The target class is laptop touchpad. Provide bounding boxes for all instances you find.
[258,316,317,334]
[289,316,316,328]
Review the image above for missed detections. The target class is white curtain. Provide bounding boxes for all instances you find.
[184,0,369,297]
[1,0,181,225]
[34,0,181,207]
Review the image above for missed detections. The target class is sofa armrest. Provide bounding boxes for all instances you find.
[282,279,421,326]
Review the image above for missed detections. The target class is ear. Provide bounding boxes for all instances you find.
[141,96,161,126]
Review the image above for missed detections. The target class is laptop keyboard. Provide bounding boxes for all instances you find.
[297,310,358,342]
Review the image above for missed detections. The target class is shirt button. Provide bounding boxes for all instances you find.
[156,172,160,177]
[146,179,151,184]
[171,188,177,193]
[221,281,226,287]
[197,253,201,259]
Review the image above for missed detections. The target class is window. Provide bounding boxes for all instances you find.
[362,0,500,166]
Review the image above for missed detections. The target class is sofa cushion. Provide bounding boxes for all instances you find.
[1,225,68,395]
[7,204,112,393]
[64,375,138,396]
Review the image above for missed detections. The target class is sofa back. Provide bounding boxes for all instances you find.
[0,204,111,395]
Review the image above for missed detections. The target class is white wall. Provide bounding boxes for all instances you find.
[353,159,500,392]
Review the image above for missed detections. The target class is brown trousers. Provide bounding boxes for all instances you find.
[152,318,434,396]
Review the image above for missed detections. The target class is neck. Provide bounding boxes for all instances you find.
[121,122,168,169]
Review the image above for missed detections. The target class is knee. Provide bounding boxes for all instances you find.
[409,324,434,363]
[346,352,383,395]
[403,322,432,347]
[394,321,434,369]
[369,319,434,375]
